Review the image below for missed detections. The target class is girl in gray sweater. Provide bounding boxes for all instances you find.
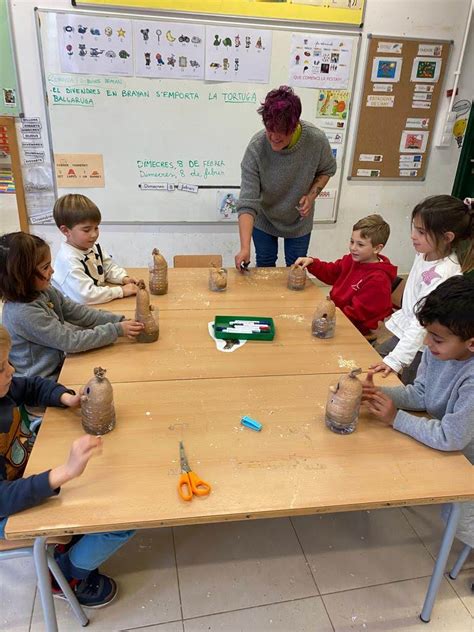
[0,232,144,380]
[363,276,474,548]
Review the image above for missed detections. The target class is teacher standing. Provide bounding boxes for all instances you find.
[234,85,337,269]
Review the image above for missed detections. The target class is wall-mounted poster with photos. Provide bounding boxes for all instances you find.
[350,35,451,180]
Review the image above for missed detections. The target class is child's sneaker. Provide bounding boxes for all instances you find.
[52,570,118,608]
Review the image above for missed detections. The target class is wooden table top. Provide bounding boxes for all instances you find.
[59,306,382,385]
[7,267,473,540]
[7,375,473,539]
[94,267,327,312]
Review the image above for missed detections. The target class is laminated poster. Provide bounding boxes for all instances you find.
[289,34,353,90]
[133,20,205,79]
[370,57,402,83]
[417,44,442,57]
[316,89,350,120]
[55,153,105,187]
[399,130,429,154]
[205,26,272,84]
[217,190,239,220]
[376,41,403,54]
[410,57,442,83]
[57,13,133,76]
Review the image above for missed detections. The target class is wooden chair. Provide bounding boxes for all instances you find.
[0,536,89,630]
[173,254,222,268]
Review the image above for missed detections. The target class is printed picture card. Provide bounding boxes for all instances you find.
[370,57,402,83]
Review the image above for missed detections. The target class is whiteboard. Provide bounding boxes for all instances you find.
[36,9,359,223]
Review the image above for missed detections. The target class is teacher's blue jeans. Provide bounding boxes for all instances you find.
[252,227,311,267]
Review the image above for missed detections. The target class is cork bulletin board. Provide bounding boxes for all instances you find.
[350,35,451,181]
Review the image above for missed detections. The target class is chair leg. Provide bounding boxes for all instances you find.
[449,543,472,580]
[47,550,89,626]
[420,503,461,623]
[33,537,59,632]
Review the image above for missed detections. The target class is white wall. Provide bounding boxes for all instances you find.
[5,0,474,272]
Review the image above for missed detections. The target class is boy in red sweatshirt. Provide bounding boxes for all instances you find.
[295,214,397,337]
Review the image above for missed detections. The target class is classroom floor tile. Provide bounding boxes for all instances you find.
[0,556,37,632]
[182,596,333,632]
[173,518,318,619]
[29,528,180,631]
[402,505,474,569]
[322,576,473,631]
[291,507,435,593]
[447,569,474,617]
[123,622,184,632]
[6,512,473,631]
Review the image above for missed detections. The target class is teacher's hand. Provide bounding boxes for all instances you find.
[297,194,315,218]
[235,248,251,271]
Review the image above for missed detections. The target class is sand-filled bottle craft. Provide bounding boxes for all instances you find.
[325,368,363,434]
[287,264,306,291]
[149,248,168,295]
[209,266,228,292]
[81,367,116,435]
[135,280,159,343]
[312,296,336,338]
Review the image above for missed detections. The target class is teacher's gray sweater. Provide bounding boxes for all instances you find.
[237,120,337,238]
[382,349,474,547]
[2,286,124,380]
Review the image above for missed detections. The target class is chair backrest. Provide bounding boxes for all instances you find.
[0,535,71,553]
[173,254,223,268]
[391,276,406,309]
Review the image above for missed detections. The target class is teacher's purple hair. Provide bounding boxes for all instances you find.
[257,86,302,135]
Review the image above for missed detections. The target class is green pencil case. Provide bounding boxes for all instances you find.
[213,315,275,341]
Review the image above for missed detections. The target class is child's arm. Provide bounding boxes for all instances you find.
[59,268,126,305]
[10,375,77,409]
[377,318,426,374]
[392,376,473,451]
[304,258,343,285]
[59,290,124,328]
[0,435,101,519]
[372,264,461,376]
[12,299,123,354]
[365,352,428,411]
[364,366,474,452]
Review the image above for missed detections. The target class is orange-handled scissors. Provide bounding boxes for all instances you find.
[178,441,211,501]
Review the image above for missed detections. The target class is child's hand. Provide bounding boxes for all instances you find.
[60,392,81,408]
[48,435,102,489]
[123,276,139,285]
[365,391,397,425]
[120,319,145,338]
[294,257,313,268]
[369,361,395,378]
[122,283,138,297]
[361,371,378,401]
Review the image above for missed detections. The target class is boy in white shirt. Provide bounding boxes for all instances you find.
[52,194,138,304]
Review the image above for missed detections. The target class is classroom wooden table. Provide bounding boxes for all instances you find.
[94,267,327,312]
[8,376,472,537]
[59,306,386,385]
[5,267,473,630]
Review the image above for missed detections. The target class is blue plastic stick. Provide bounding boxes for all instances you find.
[241,416,262,431]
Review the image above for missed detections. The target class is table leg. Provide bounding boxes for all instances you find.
[48,552,89,626]
[33,536,58,632]
[420,503,461,623]
[449,543,472,580]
